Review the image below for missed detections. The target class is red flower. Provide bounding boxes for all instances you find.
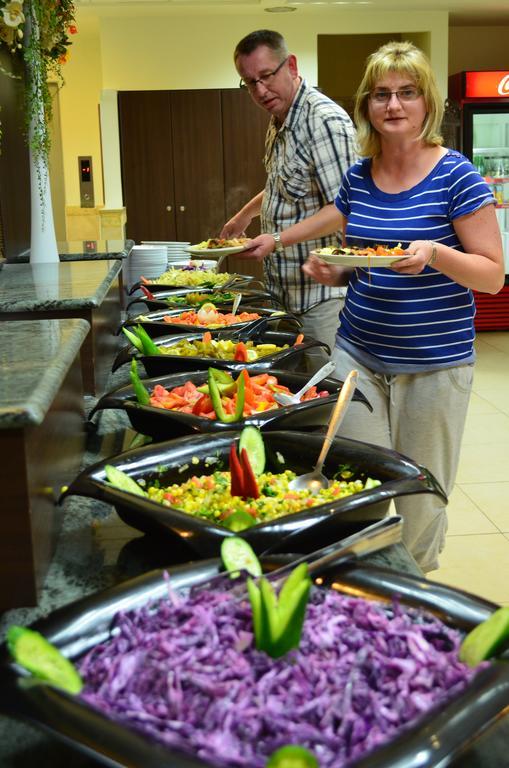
[68,24,77,34]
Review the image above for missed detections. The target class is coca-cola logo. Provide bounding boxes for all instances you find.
[498,74,509,96]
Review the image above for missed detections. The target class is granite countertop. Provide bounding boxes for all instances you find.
[0,259,122,313]
[6,240,133,264]
[0,318,90,428]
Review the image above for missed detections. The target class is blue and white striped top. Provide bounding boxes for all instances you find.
[334,150,495,373]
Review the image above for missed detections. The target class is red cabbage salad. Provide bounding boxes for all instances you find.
[77,582,481,767]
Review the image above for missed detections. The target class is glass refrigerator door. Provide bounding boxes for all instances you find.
[470,108,509,273]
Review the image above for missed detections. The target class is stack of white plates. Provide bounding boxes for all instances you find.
[141,240,191,265]
[123,244,168,290]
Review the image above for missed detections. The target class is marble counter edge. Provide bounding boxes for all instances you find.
[5,241,134,265]
[0,318,91,429]
[81,258,123,308]
[59,240,134,262]
[0,259,123,312]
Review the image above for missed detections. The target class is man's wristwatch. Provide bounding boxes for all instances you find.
[271,232,285,253]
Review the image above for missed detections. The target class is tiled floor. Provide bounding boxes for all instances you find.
[427,331,509,606]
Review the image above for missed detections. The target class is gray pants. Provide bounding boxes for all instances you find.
[331,346,474,572]
[295,298,343,372]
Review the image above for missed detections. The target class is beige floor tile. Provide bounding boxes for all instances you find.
[476,332,509,355]
[473,386,509,416]
[456,442,509,483]
[459,483,509,533]
[465,390,500,415]
[462,411,509,446]
[446,485,498,535]
[427,534,509,604]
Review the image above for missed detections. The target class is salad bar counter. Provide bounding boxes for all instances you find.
[0,318,89,609]
[0,260,123,395]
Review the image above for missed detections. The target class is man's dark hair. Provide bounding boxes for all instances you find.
[234,29,288,62]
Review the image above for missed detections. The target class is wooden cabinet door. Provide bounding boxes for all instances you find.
[221,89,270,281]
[221,88,269,236]
[118,91,176,243]
[170,90,225,244]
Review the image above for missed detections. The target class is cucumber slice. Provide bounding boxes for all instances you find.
[459,606,509,667]
[221,536,262,577]
[266,745,319,768]
[222,509,256,532]
[104,465,147,498]
[239,426,265,476]
[7,626,83,695]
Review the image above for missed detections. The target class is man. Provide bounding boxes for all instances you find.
[221,29,356,370]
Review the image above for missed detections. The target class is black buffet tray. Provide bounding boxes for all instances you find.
[112,328,329,376]
[126,287,278,313]
[62,430,446,558]
[89,368,372,441]
[120,306,301,338]
[1,558,508,768]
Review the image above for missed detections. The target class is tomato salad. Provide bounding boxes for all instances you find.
[148,368,328,420]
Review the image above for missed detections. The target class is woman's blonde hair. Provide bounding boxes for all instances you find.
[354,41,444,157]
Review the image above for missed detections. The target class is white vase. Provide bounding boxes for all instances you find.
[25,10,59,264]
[29,141,59,263]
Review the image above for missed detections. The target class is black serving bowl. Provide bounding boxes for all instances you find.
[1,557,508,768]
[89,368,372,441]
[126,287,279,313]
[120,306,301,339]
[112,328,329,376]
[128,274,258,296]
[62,430,446,558]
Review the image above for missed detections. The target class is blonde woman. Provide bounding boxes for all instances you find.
[243,41,504,571]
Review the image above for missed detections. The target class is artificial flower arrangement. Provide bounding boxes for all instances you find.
[0,0,77,168]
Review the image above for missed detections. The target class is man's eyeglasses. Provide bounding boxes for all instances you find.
[239,57,289,92]
[369,86,422,105]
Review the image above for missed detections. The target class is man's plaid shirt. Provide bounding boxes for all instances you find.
[260,79,356,313]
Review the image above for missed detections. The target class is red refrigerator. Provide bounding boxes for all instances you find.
[449,70,509,330]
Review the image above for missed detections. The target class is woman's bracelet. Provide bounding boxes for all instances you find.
[427,241,438,267]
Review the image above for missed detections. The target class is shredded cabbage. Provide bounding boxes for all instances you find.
[78,586,480,767]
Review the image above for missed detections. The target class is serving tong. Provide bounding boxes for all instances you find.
[192,515,403,597]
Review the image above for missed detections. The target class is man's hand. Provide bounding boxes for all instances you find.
[237,234,276,262]
[220,212,252,239]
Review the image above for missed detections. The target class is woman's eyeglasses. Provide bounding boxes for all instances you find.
[239,57,289,92]
[369,87,422,104]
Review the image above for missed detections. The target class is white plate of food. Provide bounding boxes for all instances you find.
[186,238,251,257]
[311,245,410,268]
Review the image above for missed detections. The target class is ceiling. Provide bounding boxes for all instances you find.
[75,0,509,25]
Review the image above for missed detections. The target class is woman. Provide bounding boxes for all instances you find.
[242,41,504,571]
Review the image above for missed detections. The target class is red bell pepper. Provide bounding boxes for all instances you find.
[229,443,245,497]
[240,448,259,499]
[234,341,249,362]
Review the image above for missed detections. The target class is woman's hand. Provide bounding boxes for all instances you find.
[220,212,250,239]
[302,253,348,286]
[390,240,433,274]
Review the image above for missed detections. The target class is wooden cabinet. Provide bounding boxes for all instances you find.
[118,88,269,250]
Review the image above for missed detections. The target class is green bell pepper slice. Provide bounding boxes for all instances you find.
[129,359,151,405]
[134,324,162,356]
[122,326,144,353]
[208,368,245,422]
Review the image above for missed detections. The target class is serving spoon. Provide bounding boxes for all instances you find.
[273,360,336,407]
[289,369,359,493]
[231,293,242,316]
